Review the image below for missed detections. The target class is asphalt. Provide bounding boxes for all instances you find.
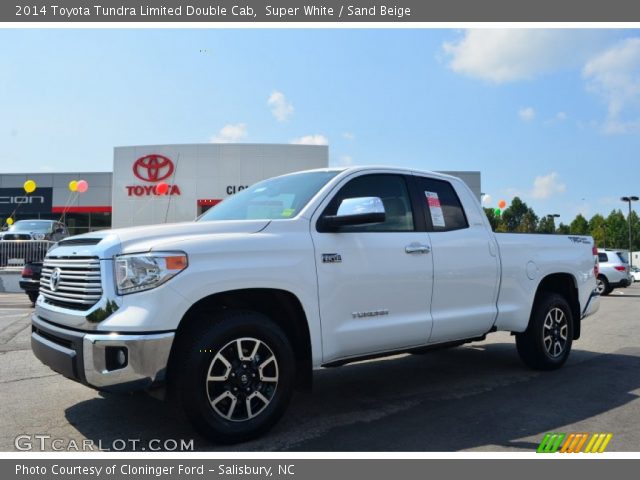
[1,285,639,452]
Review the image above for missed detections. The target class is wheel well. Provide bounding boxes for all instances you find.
[169,288,313,392]
[533,273,581,340]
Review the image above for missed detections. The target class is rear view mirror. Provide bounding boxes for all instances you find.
[319,197,386,231]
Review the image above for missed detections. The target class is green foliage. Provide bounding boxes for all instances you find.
[537,216,556,234]
[589,214,607,247]
[498,197,539,233]
[483,207,499,231]
[606,210,628,249]
[480,199,639,250]
[570,214,589,235]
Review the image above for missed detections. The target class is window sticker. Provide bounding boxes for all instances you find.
[281,208,295,218]
[425,191,445,227]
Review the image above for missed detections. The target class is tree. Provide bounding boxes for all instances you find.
[518,211,538,233]
[589,214,607,248]
[606,209,628,249]
[501,197,538,233]
[570,214,590,235]
[557,222,570,234]
[629,210,640,251]
[483,207,499,231]
[538,215,556,234]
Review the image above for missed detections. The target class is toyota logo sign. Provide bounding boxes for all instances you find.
[133,155,174,182]
[50,267,62,292]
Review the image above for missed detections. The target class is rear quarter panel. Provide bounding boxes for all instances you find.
[494,234,596,332]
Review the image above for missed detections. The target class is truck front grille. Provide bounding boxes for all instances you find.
[40,256,102,310]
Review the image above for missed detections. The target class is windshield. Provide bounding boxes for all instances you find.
[199,171,339,221]
[9,221,52,232]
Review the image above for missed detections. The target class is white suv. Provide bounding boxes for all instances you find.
[596,249,630,295]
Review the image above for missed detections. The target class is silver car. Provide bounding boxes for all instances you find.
[596,248,630,295]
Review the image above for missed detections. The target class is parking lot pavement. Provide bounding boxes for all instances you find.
[1,285,639,452]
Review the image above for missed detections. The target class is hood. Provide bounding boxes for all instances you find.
[50,220,271,258]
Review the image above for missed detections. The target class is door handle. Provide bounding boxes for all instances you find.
[405,243,431,254]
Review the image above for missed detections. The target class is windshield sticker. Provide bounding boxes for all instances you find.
[425,191,445,227]
[281,208,295,218]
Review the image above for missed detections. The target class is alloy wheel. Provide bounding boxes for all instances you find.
[542,307,568,358]
[205,337,279,422]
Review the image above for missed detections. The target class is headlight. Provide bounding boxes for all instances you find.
[115,252,188,295]
[33,233,45,240]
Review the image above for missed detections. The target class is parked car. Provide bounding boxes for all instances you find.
[596,249,630,295]
[630,266,640,283]
[0,220,67,267]
[19,261,42,305]
[1,219,69,241]
[31,166,599,443]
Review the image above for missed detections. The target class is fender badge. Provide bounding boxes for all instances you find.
[322,253,342,264]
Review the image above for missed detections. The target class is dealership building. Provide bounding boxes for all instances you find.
[0,143,481,235]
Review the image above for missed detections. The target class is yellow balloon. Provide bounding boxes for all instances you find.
[69,180,78,192]
[24,179,36,193]
[6,218,14,225]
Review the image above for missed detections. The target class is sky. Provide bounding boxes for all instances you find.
[1,28,639,222]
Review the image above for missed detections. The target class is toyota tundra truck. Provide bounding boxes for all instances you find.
[31,167,600,443]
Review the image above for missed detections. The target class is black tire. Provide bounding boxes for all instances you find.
[27,292,38,305]
[596,276,611,296]
[171,310,295,444]
[516,292,573,370]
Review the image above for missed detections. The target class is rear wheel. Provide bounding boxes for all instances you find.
[516,292,573,370]
[596,276,611,296]
[171,310,295,444]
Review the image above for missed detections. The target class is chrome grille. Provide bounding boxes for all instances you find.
[40,256,102,310]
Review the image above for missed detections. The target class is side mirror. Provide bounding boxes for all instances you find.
[319,197,386,231]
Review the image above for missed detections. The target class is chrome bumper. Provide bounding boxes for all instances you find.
[31,315,174,391]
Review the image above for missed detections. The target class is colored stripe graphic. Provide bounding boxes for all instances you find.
[537,433,613,453]
[537,433,566,453]
[584,433,613,453]
[559,433,589,453]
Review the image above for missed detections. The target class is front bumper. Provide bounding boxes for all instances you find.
[19,279,40,292]
[31,315,174,392]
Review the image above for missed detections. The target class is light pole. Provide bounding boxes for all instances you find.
[546,214,560,233]
[621,196,639,267]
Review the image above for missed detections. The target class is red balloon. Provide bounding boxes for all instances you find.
[76,180,89,193]
[155,182,169,195]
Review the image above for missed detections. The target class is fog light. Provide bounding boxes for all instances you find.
[105,347,128,371]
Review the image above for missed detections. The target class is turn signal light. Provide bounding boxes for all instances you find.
[165,255,188,270]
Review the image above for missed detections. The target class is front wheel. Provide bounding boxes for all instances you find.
[171,310,295,444]
[516,292,573,370]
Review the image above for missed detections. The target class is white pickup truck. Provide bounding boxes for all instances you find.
[31,166,600,443]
